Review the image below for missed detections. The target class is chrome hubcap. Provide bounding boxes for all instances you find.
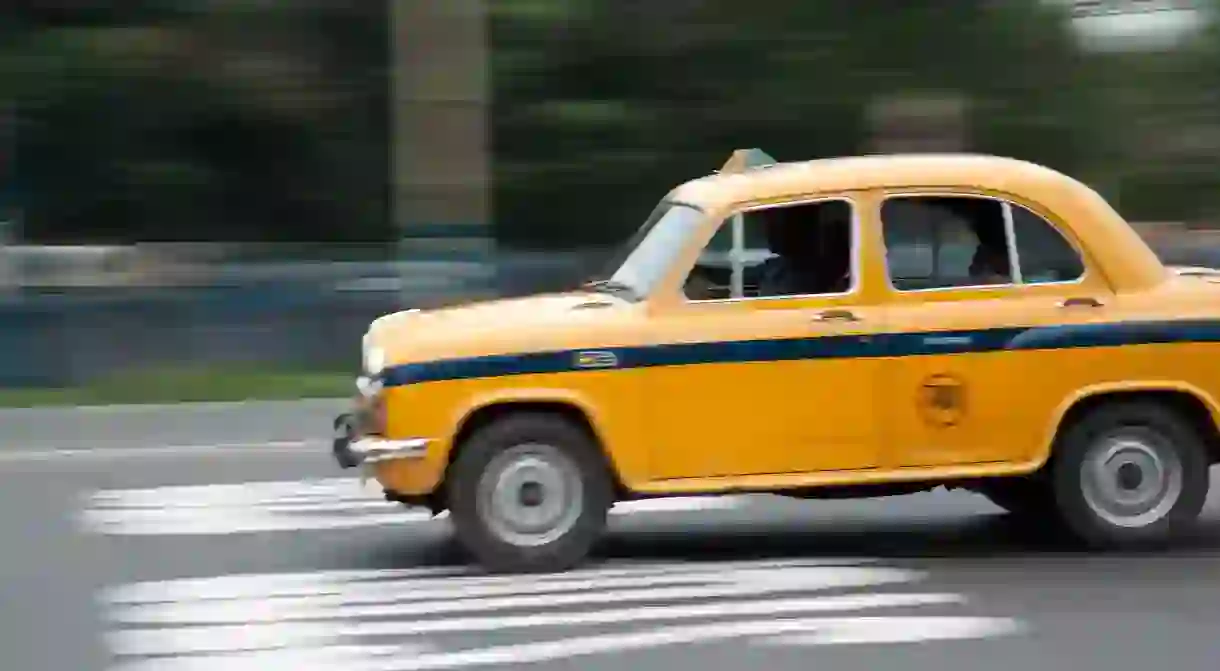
[1080,429,1182,528]
[476,443,584,547]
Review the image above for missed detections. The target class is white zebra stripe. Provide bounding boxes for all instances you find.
[79,477,754,536]
[109,565,923,625]
[101,557,877,604]
[98,559,1023,668]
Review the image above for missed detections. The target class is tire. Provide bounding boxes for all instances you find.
[1050,400,1210,549]
[445,412,615,573]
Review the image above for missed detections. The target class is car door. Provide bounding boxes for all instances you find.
[876,191,1112,469]
[643,194,888,480]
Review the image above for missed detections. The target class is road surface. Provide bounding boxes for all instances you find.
[2,401,1219,670]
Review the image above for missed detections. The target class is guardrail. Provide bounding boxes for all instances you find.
[0,249,603,387]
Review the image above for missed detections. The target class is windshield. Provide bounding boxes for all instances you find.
[588,200,705,300]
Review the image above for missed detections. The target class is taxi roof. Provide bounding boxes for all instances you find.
[672,152,1085,210]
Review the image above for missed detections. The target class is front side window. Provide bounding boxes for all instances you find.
[683,198,855,301]
[881,195,1084,291]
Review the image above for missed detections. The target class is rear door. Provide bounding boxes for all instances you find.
[876,191,1114,468]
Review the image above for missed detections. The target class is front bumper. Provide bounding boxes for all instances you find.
[331,412,430,469]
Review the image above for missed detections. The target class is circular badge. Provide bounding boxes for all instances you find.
[918,374,965,427]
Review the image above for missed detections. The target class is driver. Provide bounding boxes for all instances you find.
[757,209,822,296]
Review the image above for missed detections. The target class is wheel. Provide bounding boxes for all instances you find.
[445,412,615,573]
[1051,400,1210,549]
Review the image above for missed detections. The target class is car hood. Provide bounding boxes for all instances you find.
[366,290,631,364]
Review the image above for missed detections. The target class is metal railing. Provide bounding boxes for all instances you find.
[0,246,604,387]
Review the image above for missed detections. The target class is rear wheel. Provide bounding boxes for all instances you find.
[1050,400,1209,548]
[446,412,614,573]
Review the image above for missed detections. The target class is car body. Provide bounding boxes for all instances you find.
[333,149,1220,573]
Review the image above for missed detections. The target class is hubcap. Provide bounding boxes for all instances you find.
[1080,429,1183,529]
[475,443,584,547]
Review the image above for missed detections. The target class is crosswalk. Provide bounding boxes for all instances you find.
[79,477,752,536]
[97,558,1021,670]
[79,476,1025,669]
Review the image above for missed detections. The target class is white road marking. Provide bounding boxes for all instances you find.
[98,560,1023,669]
[110,565,924,625]
[760,616,1023,646]
[79,477,753,535]
[102,558,877,604]
[109,593,967,655]
[108,643,437,671]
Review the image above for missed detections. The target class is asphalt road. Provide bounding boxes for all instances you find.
[3,401,1220,670]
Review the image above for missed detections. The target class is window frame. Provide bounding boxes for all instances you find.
[682,195,863,305]
[878,191,1090,295]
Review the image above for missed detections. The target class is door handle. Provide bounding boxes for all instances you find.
[1058,296,1103,308]
[814,309,859,322]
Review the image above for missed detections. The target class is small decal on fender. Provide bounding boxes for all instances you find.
[575,350,619,369]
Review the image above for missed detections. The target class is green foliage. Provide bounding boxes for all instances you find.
[8,2,1220,247]
[492,0,1107,248]
[4,4,392,244]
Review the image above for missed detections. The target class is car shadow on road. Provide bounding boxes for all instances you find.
[351,509,1220,574]
[589,512,1220,564]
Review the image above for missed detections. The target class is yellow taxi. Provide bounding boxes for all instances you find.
[332,149,1220,573]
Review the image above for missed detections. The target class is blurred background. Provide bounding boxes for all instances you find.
[3,0,1220,402]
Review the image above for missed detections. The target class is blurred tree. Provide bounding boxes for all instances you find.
[7,1,1215,248]
[3,2,391,245]
[492,0,1104,249]
[1072,1,1220,223]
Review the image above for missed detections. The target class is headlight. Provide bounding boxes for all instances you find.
[365,346,385,375]
[362,334,386,375]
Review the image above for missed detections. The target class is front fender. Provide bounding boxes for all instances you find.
[444,385,641,487]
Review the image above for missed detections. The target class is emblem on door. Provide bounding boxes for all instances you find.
[575,350,619,369]
[918,374,965,427]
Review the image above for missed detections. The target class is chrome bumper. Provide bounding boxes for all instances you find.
[331,413,429,469]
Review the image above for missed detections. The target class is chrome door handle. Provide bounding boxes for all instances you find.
[814,309,859,322]
[1058,296,1103,308]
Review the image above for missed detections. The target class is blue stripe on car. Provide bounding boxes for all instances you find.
[379,319,1220,387]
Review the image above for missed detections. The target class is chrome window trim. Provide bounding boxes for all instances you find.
[1001,200,1024,284]
[729,212,745,298]
[878,191,1089,295]
[683,195,862,305]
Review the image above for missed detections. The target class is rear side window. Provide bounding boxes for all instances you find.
[1010,204,1084,284]
[881,195,1085,290]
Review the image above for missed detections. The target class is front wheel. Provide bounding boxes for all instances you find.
[1051,401,1210,549]
[446,413,614,573]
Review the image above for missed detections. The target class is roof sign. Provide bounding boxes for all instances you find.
[718,148,777,174]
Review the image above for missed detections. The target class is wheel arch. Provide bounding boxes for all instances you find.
[1041,382,1220,468]
[443,392,629,498]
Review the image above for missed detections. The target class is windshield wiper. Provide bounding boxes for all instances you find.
[580,279,639,301]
